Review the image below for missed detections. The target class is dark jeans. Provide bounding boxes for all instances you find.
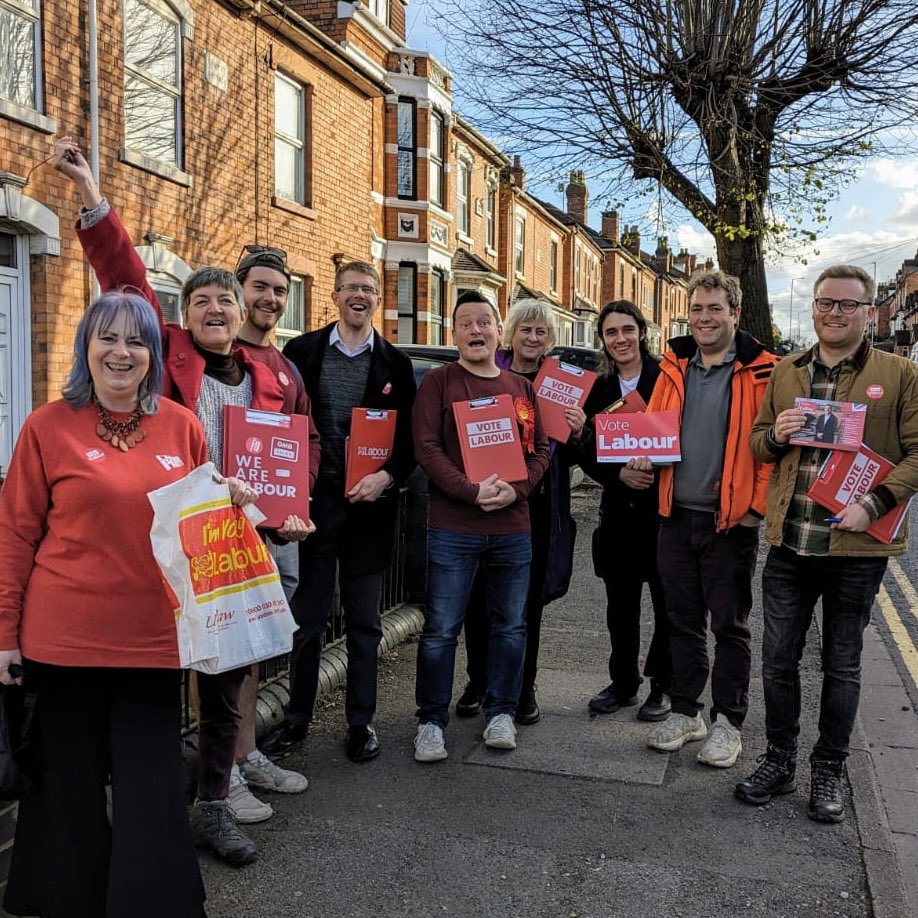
[5,664,205,918]
[603,569,671,698]
[657,507,759,728]
[416,528,531,728]
[196,666,246,800]
[761,545,888,762]
[286,492,384,728]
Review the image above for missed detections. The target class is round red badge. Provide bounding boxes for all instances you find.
[866,384,884,400]
[245,436,264,454]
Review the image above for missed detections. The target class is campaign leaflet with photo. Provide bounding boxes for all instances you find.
[344,408,397,494]
[532,358,597,444]
[594,410,681,464]
[807,444,911,545]
[453,393,528,483]
[789,397,866,451]
[223,406,310,528]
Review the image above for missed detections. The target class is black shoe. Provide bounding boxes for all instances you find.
[515,687,540,726]
[346,725,380,763]
[456,683,486,717]
[809,759,845,823]
[190,799,257,868]
[637,684,672,722]
[588,683,638,715]
[735,744,797,806]
[260,720,309,758]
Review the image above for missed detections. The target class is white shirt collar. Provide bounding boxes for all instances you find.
[330,323,374,358]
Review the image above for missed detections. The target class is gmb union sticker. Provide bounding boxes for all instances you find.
[865,384,884,400]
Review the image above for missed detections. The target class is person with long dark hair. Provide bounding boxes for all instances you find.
[578,301,672,721]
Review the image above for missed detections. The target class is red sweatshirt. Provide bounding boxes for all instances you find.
[0,399,208,668]
[413,361,550,534]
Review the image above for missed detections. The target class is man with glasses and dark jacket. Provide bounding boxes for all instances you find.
[737,264,918,823]
[262,262,416,764]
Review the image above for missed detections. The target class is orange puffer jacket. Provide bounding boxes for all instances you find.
[648,330,779,531]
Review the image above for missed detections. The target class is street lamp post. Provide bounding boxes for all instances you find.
[787,278,795,344]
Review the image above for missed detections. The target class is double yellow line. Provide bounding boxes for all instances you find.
[875,558,918,691]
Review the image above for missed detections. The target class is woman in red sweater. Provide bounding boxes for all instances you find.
[0,291,246,917]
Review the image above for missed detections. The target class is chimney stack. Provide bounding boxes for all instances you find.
[601,210,620,243]
[565,170,589,225]
[623,224,641,255]
[508,155,525,190]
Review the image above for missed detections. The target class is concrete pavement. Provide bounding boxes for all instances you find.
[199,482,913,918]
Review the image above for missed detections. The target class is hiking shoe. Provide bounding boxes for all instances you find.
[483,713,517,750]
[735,745,797,805]
[227,763,273,823]
[809,759,845,823]
[637,683,672,722]
[697,714,742,768]
[414,723,448,762]
[190,799,258,867]
[515,687,540,726]
[588,683,638,714]
[647,712,707,752]
[240,749,308,794]
[455,683,486,717]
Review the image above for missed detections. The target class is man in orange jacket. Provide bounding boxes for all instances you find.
[639,270,778,768]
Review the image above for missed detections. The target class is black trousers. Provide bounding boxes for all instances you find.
[287,491,384,727]
[657,507,759,728]
[4,663,205,918]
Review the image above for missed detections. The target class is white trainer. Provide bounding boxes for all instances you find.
[483,713,517,750]
[414,723,448,762]
[647,712,708,752]
[696,714,742,768]
[227,762,274,824]
[240,749,309,794]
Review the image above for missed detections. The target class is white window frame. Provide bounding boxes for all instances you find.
[397,263,416,343]
[485,184,496,249]
[274,72,306,204]
[456,160,471,237]
[123,0,183,167]
[514,214,525,275]
[429,270,444,345]
[368,0,389,25]
[275,275,306,345]
[0,0,42,114]
[550,237,559,293]
[428,111,445,209]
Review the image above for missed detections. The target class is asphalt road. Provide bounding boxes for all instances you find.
[199,482,900,918]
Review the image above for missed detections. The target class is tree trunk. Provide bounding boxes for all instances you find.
[714,234,773,347]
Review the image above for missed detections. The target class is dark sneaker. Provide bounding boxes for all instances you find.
[637,684,672,722]
[515,687,540,726]
[190,799,257,867]
[455,683,486,717]
[259,720,308,758]
[588,683,638,715]
[735,745,797,805]
[809,759,845,823]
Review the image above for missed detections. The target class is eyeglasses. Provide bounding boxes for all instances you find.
[336,284,378,296]
[813,297,871,314]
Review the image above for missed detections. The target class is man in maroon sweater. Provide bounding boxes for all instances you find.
[412,292,550,762]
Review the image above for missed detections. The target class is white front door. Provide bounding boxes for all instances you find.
[0,232,32,476]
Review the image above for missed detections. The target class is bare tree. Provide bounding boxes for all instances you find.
[433,0,918,343]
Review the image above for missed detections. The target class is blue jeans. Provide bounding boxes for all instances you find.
[416,529,532,728]
[761,545,887,762]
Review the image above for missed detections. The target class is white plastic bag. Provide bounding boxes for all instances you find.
[148,462,297,673]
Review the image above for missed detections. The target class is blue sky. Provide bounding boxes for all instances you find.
[405,0,918,344]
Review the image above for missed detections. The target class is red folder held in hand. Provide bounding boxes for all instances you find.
[223,406,310,528]
[345,408,397,494]
[452,394,527,483]
[532,358,597,443]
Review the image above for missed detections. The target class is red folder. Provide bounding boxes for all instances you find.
[223,406,310,528]
[594,410,681,463]
[532,359,598,443]
[599,388,646,415]
[807,444,911,544]
[345,408,397,494]
[452,394,528,483]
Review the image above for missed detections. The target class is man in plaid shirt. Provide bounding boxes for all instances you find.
[739,264,918,823]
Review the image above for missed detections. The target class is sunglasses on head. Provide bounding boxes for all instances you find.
[235,244,288,271]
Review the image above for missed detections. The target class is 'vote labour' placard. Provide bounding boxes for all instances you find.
[453,394,528,483]
[594,410,681,464]
[532,359,597,443]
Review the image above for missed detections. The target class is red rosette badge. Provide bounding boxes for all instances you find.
[514,396,536,454]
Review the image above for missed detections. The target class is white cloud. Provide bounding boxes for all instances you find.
[894,190,918,226]
[845,205,867,222]
[674,224,716,262]
[869,158,918,190]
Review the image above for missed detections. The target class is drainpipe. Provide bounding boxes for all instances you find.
[88,0,100,297]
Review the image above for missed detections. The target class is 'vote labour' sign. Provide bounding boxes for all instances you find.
[594,410,682,464]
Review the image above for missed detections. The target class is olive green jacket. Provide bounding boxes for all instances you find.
[750,341,918,556]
